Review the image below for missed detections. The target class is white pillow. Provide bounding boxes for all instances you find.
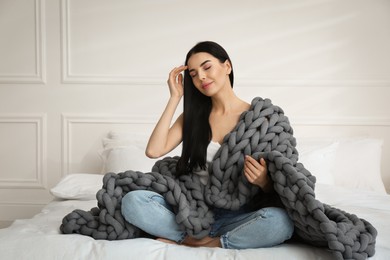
[332,138,386,194]
[106,131,148,148]
[106,131,182,157]
[100,145,155,173]
[99,132,156,174]
[299,142,338,185]
[297,137,386,194]
[50,173,103,200]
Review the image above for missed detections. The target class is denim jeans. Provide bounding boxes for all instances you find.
[121,190,294,249]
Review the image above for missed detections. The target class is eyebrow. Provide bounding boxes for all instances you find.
[188,60,211,73]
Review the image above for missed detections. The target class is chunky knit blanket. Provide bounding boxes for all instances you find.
[61,97,377,260]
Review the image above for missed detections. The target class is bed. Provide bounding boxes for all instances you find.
[1,132,389,259]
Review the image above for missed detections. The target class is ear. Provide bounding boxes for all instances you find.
[224,59,232,75]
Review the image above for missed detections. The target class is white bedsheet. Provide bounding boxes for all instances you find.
[1,184,389,260]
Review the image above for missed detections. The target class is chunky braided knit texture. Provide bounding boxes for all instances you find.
[60,97,377,259]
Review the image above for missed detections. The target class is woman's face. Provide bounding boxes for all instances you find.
[187,52,232,96]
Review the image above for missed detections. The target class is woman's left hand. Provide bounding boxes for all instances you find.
[244,156,272,192]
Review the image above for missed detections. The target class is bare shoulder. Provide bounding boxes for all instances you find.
[236,99,251,114]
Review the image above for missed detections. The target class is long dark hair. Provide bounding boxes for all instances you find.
[176,41,234,176]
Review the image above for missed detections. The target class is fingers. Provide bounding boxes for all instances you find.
[244,156,267,181]
[244,171,254,183]
[245,156,266,168]
[245,156,258,173]
[177,73,183,83]
[244,156,270,189]
[245,156,267,167]
[169,65,187,80]
[244,165,256,182]
[244,157,257,183]
[260,158,266,167]
[167,65,187,97]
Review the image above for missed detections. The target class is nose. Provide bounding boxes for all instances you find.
[197,70,206,81]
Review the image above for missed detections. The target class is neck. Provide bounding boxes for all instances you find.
[210,86,243,115]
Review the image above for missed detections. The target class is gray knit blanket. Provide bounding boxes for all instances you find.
[61,97,377,260]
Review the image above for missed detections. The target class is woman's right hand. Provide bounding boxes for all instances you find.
[167,65,187,98]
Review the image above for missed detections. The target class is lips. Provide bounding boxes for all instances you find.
[202,82,213,89]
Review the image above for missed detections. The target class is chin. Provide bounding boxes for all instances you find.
[201,90,217,97]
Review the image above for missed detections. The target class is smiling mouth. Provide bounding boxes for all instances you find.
[202,82,213,89]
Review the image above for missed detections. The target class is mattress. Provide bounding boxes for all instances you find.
[1,183,389,260]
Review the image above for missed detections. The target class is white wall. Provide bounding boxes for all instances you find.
[0,0,389,227]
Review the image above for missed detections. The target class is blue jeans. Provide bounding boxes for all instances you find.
[121,190,294,249]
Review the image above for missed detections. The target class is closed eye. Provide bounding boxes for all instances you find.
[189,60,212,78]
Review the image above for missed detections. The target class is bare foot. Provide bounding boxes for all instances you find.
[183,236,222,248]
[156,238,179,245]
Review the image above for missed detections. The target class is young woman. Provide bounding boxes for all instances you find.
[121,41,294,249]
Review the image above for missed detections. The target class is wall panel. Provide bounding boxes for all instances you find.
[0,0,45,83]
[62,114,156,175]
[0,114,47,189]
[60,0,390,84]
